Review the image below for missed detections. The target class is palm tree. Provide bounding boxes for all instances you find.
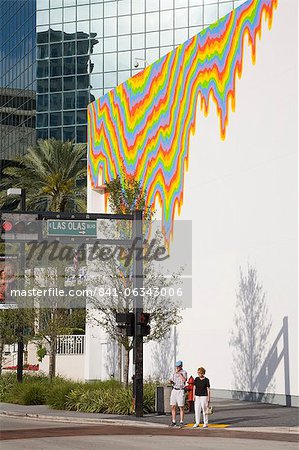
[0,139,87,212]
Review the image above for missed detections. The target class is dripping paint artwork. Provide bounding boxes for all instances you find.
[88,0,277,242]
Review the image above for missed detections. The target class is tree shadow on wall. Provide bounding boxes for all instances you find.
[253,316,291,406]
[229,264,274,403]
[151,329,176,382]
[230,265,291,405]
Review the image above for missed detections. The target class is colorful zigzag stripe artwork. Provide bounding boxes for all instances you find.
[88,0,278,242]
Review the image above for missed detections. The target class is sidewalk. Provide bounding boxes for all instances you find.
[1,397,298,435]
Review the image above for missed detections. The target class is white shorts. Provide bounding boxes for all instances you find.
[170,389,185,407]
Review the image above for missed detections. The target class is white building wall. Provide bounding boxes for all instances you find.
[39,355,85,381]
[87,0,298,404]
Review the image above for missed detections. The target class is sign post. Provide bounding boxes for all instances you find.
[133,210,144,417]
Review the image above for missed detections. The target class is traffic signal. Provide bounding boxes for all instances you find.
[0,214,39,241]
[137,312,150,337]
[116,312,134,337]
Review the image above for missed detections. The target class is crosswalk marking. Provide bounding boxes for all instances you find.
[185,423,229,429]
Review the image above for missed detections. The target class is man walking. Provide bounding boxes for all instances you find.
[169,360,187,427]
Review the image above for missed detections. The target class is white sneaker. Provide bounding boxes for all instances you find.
[192,424,199,428]
[203,424,208,428]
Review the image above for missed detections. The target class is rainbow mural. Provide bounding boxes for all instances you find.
[88,0,278,242]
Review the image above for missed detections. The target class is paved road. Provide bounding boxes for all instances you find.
[0,434,297,450]
[1,398,298,428]
[0,416,298,447]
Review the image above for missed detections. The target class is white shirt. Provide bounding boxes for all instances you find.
[171,369,187,389]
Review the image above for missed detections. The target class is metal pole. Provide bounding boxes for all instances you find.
[133,210,143,417]
[16,328,24,383]
[283,316,291,406]
[17,189,26,383]
[20,188,26,211]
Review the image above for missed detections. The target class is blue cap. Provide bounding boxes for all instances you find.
[175,360,183,367]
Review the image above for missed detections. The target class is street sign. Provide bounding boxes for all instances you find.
[47,220,97,237]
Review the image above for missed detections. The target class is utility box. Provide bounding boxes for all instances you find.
[155,385,172,414]
[164,385,172,413]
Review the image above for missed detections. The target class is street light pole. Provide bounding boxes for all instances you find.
[7,188,26,383]
[133,210,144,417]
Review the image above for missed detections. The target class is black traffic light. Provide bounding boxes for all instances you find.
[116,312,134,337]
[137,312,150,337]
[0,214,39,241]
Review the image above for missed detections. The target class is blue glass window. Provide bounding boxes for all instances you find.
[63,111,75,125]
[36,113,48,128]
[63,127,75,141]
[37,79,49,93]
[37,60,49,78]
[77,56,88,74]
[77,75,90,90]
[77,90,89,109]
[50,59,63,77]
[77,40,90,55]
[50,93,62,110]
[50,43,62,57]
[64,92,76,109]
[64,41,76,56]
[64,76,76,91]
[77,125,87,142]
[50,128,62,140]
[76,110,87,124]
[37,45,49,59]
[50,78,62,92]
[64,57,76,75]
[37,94,48,112]
[50,112,62,126]
[37,129,49,140]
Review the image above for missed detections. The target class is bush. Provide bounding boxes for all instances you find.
[47,380,78,410]
[0,374,156,414]
[66,387,105,413]
[106,388,133,415]
[6,380,49,405]
[21,384,48,405]
[143,382,156,414]
[0,372,16,402]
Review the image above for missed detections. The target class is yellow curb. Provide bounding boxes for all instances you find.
[185,423,229,428]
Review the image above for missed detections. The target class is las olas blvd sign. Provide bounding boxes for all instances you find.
[47,220,97,237]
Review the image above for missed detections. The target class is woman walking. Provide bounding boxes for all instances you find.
[193,367,210,428]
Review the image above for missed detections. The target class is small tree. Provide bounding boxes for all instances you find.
[151,331,174,382]
[0,308,35,374]
[29,258,85,380]
[229,264,272,393]
[36,303,85,380]
[88,174,183,385]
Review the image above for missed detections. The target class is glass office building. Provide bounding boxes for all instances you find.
[0,0,36,161]
[36,0,247,144]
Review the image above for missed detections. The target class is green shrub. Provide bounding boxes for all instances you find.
[0,374,156,415]
[6,381,48,405]
[21,384,48,405]
[47,380,78,410]
[65,387,108,413]
[106,388,133,415]
[0,373,17,402]
[143,382,156,414]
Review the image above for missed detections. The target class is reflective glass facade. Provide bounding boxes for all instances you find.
[36,0,247,143]
[0,0,36,160]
